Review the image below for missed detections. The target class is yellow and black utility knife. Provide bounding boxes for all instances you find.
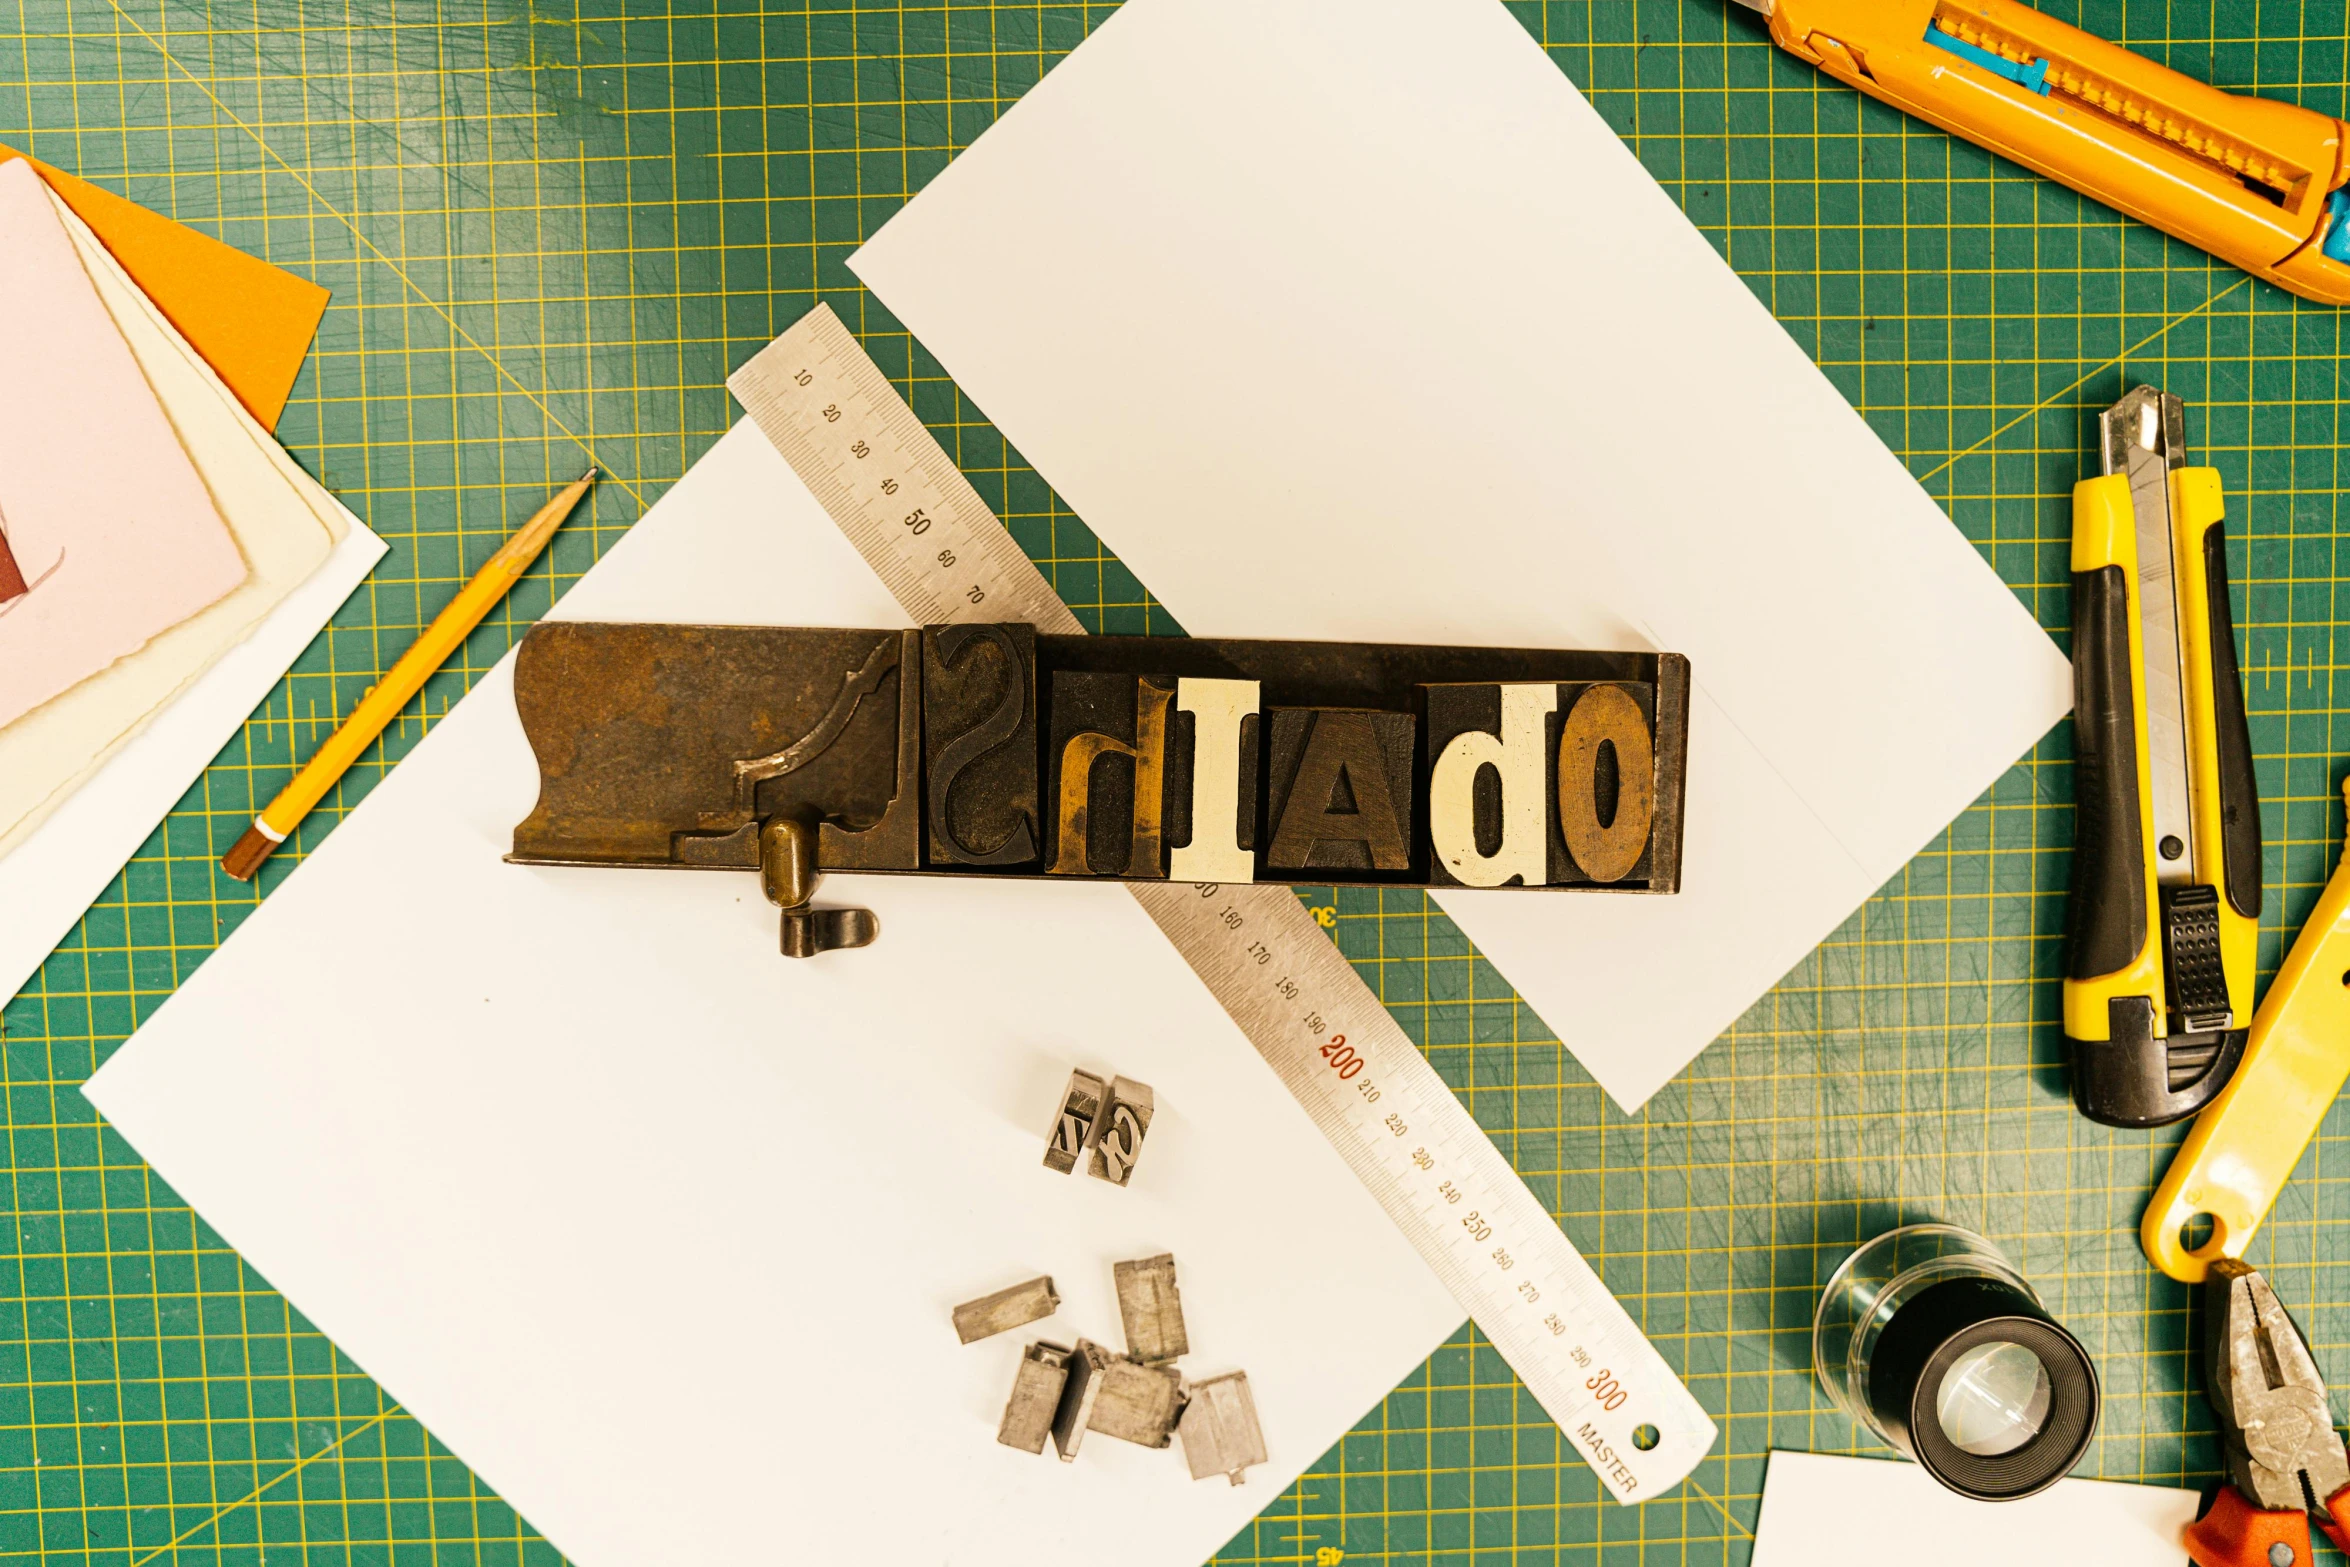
[2066,387,2261,1128]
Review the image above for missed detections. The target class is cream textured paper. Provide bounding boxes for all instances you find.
[0,191,342,853]
[0,197,382,1004]
[847,0,2074,1109]
[0,158,247,727]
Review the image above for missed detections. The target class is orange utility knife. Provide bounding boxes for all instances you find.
[1726,0,2350,306]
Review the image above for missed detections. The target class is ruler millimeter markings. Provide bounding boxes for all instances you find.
[729,304,1718,1504]
[731,306,1081,638]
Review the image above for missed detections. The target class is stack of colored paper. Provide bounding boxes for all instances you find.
[0,154,387,998]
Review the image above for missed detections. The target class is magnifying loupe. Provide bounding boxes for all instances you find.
[1812,1223,2099,1501]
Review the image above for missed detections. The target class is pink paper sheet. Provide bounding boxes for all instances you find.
[0,158,245,726]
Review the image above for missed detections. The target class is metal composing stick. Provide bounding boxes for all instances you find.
[728,303,1718,1503]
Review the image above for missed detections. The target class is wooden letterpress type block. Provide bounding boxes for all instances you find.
[1263,708,1415,877]
[1425,681,1660,888]
[1165,678,1262,883]
[998,1341,1073,1455]
[1046,671,1174,877]
[1549,682,1657,885]
[1043,1069,1106,1175]
[1088,1076,1155,1187]
[1423,682,1558,888]
[921,623,1040,867]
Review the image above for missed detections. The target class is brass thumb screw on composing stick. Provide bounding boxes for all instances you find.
[221,469,597,881]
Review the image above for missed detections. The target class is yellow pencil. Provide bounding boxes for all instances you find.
[223,468,597,881]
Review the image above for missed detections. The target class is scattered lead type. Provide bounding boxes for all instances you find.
[1086,1356,1186,1449]
[1113,1253,1188,1365]
[952,1275,1061,1345]
[1089,1075,1156,1187]
[1044,1069,1107,1175]
[997,1341,1073,1455]
[1049,1339,1114,1461]
[1178,1370,1268,1486]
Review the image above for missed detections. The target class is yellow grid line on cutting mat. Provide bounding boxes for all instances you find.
[4,0,2350,1561]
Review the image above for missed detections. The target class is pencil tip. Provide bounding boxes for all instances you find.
[577,466,599,486]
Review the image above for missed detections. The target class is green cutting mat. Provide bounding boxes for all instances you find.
[3,0,2346,1559]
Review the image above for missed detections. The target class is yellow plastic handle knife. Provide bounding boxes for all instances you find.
[2145,776,2350,1282]
[2064,388,2261,1127]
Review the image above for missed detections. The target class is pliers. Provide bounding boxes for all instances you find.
[2186,1259,2350,1567]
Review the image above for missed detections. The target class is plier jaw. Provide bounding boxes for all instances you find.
[2187,1261,2350,1567]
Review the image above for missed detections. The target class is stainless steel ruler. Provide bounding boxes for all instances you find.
[730,303,1717,1503]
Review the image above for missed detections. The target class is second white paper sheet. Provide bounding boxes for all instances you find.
[85,422,1466,1567]
[1750,1451,2197,1566]
[849,0,2074,1110]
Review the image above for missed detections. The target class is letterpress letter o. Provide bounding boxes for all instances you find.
[1557,686,1654,883]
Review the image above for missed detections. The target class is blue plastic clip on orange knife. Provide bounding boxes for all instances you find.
[1724,0,2350,305]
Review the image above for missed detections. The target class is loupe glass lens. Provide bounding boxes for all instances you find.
[1935,1340,2052,1456]
[1812,1223,2098,1501]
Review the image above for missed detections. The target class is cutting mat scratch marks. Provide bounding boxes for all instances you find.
[103,0,647,511]
[5,0,2349,1563]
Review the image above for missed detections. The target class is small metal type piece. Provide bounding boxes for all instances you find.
[1089,1076,1155,1187]
[997,1341,1073,1455]
[1049,1340,1114,1461]
[1178,1371,1268,1486]
[1044,1069,1107,1175]
[1086,1356,1186,1449]
[1113,1253,1188,1365]
[2206,1259,2350,1517]
[952,1275,1061,1346]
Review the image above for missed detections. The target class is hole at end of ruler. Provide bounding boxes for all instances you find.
[1630,1424,1660,1452]
[2180,1213,2219,1254]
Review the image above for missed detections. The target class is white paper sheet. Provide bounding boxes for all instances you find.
[848,0,2074,1110]
[0,217,384,1005]
[84,420,1466,1567]
[1750,1451,2196,1565]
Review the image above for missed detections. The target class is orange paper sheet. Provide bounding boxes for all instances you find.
[0,147,327,430]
